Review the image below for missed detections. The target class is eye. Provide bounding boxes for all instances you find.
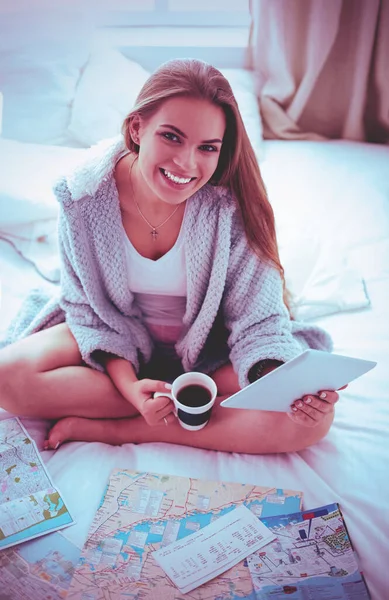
[199,144,218,153]
[161,132,180,143]
[161,132,218,153]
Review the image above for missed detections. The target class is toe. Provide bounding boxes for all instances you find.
[46,417,73,449]
[45,430,62,450]
[43,437,60,451]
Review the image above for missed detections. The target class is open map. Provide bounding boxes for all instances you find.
[0,531,81,599]
[0,417,75,550]
[247,503,370,599]
[67,469,303,599]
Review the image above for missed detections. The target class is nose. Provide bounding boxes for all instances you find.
[172,146,197,175]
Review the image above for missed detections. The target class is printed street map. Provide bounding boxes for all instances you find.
[0,417,74,550]
[0,531,81,599]
[67,469,303,599]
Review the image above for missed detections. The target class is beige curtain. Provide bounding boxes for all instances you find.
[247,0,389,143]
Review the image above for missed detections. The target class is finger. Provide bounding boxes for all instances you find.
[300,395,335,414]
[157,410,176,426]
[317,391,340,405]
[292,397,334,420]
[337,384,348,391]
[292,404,334,423]
[150,395,173,412]
[139,379,172,394]
[291,401,321,421]
[156,400,176,417]
[287,409,317,428]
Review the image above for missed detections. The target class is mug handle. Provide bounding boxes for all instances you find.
[153,392,178,417]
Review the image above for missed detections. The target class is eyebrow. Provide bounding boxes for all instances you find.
[160,124,223,144]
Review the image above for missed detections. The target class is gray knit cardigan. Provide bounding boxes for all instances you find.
[2,136,332,387]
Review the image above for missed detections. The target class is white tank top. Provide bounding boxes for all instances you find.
[123,204,188,346]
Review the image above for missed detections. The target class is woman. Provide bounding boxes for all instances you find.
[0,59,340,453]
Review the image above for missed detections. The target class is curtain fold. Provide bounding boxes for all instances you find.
[247,0,389,143]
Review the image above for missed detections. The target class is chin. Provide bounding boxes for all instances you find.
[154,186,184,206]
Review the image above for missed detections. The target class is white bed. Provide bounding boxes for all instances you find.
[1,26,389,599]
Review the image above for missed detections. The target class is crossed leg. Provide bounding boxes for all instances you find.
[0,323,139,419]
[44,361,241,449]
[0,325,333,454]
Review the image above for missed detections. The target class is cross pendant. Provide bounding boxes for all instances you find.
[150,229,158,241]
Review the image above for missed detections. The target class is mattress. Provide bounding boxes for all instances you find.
[1,139,388,599]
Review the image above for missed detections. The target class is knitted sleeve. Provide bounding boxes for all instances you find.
[57,195,146,373]
[222,208,331,387]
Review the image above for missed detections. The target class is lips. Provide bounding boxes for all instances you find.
[160,168,196,186]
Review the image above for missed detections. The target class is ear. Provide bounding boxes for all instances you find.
[128,115,141,146]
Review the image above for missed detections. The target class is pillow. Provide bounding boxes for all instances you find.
[67,49,151,147]
[278,229,370,321]
[0,6,94,146]
[0,138,85,227]
[0,136,85,285]
[0,220,61,285]
[261,139,389,320]
[220,68,265,163]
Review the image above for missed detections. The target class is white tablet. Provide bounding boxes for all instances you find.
[220,350,377,412]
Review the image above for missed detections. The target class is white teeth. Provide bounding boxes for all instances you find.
[163,169,192,184]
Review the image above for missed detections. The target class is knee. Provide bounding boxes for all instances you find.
[315,411,334,441]
[291,411,334,452]
[0,348,29,414]
[0,348,15,397]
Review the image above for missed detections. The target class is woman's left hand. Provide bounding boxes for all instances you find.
[287,387,346,427]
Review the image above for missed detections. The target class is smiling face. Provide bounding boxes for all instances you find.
[130,96,226,206]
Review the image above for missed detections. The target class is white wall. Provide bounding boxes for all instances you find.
[95,26,250,70]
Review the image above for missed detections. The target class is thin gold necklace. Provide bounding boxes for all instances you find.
[129,158,182,241]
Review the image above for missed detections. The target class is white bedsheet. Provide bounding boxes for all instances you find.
[1,140,388,599]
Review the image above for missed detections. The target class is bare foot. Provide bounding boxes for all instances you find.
[43,416,125,449]
[43,416,87,450]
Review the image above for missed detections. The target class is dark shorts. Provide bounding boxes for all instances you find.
[138,345,184,383]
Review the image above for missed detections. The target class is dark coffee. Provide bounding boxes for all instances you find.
[176,385,212,407]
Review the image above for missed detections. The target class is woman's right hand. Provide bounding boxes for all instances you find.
[125,379,175,426]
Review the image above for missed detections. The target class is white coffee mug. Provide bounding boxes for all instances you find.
[154,372,217,431]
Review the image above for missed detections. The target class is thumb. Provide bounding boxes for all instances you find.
[139,379,172,394]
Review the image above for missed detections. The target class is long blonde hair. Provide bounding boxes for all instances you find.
[122,59,291,312]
